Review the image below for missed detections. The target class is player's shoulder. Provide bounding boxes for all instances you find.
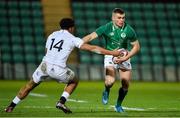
[125,23,135,30]
[60,30,81,42]
[48,30,60,37]
[97,21,113,33]
[124,23,136,33]
[104,21,113,27]
[52,30,75,38]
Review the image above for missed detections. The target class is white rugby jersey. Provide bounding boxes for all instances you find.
[42,30,84,68]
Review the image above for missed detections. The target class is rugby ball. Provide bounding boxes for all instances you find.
[112,48,128,63]
[119,48,128,57]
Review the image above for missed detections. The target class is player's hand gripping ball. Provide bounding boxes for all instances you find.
[112,48,128,63]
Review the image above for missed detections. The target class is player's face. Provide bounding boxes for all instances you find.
[69,27,75,34]
[112,13,125,27]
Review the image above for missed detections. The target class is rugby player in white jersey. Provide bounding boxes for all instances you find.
[5,18,121,114]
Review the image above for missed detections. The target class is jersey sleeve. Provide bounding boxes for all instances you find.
[95,25,106,36]
[73,37,84,48]
[128,27,138,42]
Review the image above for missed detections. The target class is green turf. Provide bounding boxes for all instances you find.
[0,80,180,117]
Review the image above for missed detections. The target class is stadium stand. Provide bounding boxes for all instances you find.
[71,1,180,81]
[0,1,45,79]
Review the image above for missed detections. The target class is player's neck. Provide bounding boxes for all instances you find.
[113,23,124,31]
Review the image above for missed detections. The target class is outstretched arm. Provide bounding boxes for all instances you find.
[82,32,98,43]
[80,43,120,57]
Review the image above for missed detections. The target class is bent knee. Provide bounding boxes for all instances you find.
[73,77,79,84]
[105,75,115,87]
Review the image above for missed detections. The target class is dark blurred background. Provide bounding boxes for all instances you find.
[0,0,179,81]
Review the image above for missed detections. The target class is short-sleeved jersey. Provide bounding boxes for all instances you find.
[95,21,137,50]
[43,30,84,68]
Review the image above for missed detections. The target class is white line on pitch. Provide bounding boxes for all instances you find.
[29,93,47,97]
[24,106,54,109]
[22,105,178,111]
[67,98,88,103]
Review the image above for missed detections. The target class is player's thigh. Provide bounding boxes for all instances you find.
[63,68,75,83]
[105,66,116,77]
[48,66,75,84]
[32,62,48,84]
[104,55,116,77]
[119,69,131,81]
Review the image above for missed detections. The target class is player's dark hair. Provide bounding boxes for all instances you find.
[113,8,125,14]
[59,18,74,30]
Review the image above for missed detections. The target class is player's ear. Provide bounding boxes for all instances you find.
[112,13,115,21]
[111,15,114,21]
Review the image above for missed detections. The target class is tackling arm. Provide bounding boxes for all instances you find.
[80,43,120,57]
[82,32,98,43]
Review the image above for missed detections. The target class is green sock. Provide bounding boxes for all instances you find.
[105,86,110,94]
[117,87,128,106]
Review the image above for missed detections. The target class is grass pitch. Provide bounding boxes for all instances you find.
[0,80,180,117]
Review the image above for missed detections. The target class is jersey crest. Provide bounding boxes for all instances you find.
[121,32,126,39]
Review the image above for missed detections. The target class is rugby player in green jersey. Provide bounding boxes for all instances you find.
[83,8,140,112]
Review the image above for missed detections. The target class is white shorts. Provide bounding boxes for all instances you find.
[32,61,75,84]
[104,55,132,70]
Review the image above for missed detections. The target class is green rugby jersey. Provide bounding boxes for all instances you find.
[95,21,137,50]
